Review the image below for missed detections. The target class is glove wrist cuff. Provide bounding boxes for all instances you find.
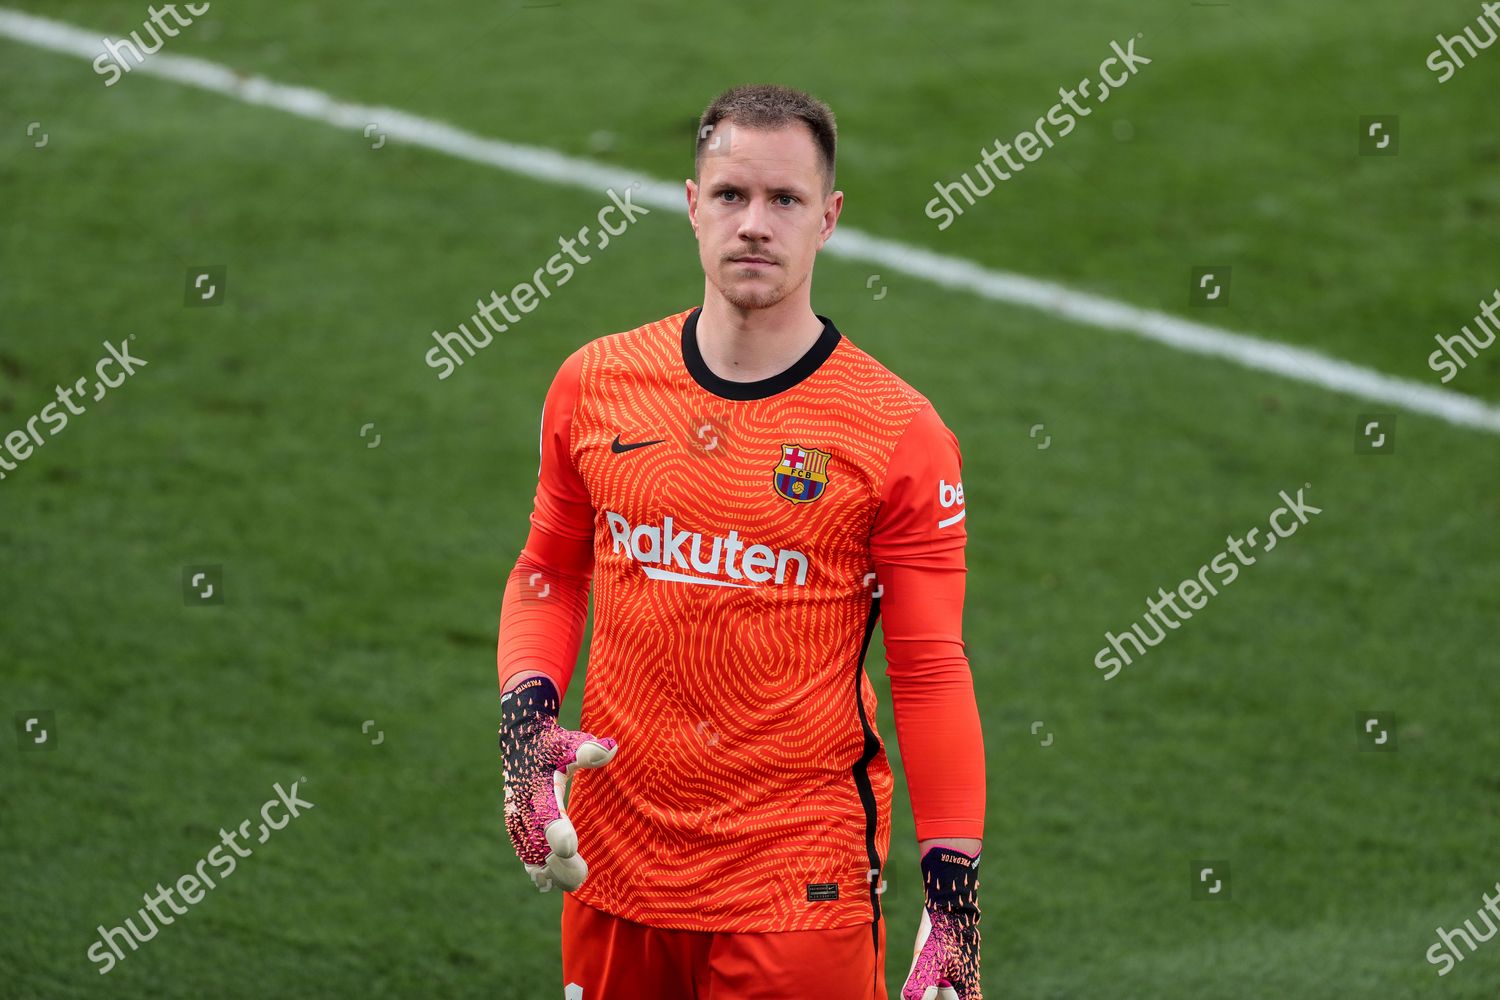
[920,846,981,917]
[503,675,560,723]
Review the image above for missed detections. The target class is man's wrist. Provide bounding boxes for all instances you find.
[917,836,983,856]
[500,668,552,694]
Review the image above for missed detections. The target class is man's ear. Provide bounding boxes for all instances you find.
[685,178,699,236]
[818,190,844,249]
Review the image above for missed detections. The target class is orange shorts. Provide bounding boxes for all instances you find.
[561,894,887,1000]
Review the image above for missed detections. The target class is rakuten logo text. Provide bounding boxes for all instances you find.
[605,512,809,588]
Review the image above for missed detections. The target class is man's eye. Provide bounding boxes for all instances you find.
[776,195,797,206]
[718,191,739,202]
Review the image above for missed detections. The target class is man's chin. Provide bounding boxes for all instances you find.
[722,285,786,311]
[714,265,798,308]
[717,272,789,311]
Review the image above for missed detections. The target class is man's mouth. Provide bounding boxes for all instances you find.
[730,256,776,266]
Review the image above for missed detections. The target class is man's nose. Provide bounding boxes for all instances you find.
[737,198,773,241]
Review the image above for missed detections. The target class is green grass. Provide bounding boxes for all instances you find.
[3,1,1500,996]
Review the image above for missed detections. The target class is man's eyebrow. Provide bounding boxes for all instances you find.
[707,180,811,197]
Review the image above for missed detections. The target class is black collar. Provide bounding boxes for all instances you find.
[681,306,842,401]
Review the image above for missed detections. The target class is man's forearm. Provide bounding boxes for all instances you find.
[496,534,592,696]
[874,548,986,845]
[889,664,987,843]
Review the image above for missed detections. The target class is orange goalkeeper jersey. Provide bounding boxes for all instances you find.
[498,306,983,933]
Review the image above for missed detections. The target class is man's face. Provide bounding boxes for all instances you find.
[687,123,842,312]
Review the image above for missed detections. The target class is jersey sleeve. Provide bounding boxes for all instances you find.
[870,401,986,841]
[496,347,596,698]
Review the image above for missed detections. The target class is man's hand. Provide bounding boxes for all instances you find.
[902,846,983,1000]
[499,675,618,892]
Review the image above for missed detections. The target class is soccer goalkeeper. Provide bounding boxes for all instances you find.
[497,83,987,1000]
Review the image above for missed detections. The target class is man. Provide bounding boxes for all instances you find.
[497,83,986,1000]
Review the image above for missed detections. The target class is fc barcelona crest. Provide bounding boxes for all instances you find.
[773,443,832,505]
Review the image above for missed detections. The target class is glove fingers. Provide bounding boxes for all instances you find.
[902,911,943,1000]
[524,862,553,893]
[546,848,589,891]
[547,740,614,857]
[546,812,578,858]
[902,960,944,1000]
[902,909,981,1000]
[524,847,590,893]
[566,738,618,773]
[906,978,958,1000]
[505,710,614,892]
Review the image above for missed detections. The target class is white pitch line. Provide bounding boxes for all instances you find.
[5,7,1498,435]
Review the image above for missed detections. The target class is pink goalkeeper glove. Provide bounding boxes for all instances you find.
[902,847,984,1000]
[499,675,618,892]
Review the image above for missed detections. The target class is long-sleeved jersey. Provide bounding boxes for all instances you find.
[497,306,984,933]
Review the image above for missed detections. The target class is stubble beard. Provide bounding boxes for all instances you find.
[711,260,807,312]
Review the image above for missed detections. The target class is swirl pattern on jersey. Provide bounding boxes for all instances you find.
[545,308,945,933]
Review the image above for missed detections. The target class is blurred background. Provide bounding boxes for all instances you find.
[2,1,1498,996]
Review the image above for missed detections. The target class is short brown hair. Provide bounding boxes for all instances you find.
[694,84,837,194]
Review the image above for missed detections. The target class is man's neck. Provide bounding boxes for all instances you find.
[696,286,825,384]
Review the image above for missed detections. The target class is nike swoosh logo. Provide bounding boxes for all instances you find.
[611,434,665,454]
